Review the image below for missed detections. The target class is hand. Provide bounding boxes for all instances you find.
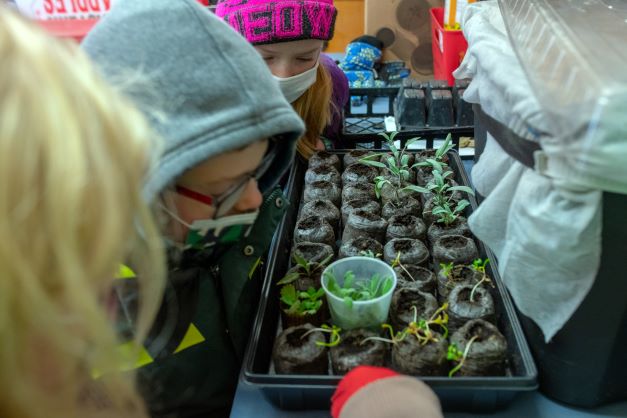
[331,366,398,418]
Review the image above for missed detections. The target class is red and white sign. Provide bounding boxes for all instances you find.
[15,0,117,20]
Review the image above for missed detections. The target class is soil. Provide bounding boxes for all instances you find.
[301,199,341,230]
[427,216,472,246]
[293,215,335,248]
[394,264,436,295]
[448,285,496,331]
[383,238,430,266]
[341,163,379,186]
[305,165,341,186]
[330,329,388,375]
[339,237,384,259]
[342,210,388,244]
[342,183,376,202]
[436,264,481,303]
[386,214,427,242]
[449,319,507,376]
[341,198,381,226]
[273,324,329,374]
[390,287,438,330]
[309,151,341,171]
[291,242,335,265]
[381,196,422,220]
[432,234,479,266]
[303,180,341,207]
[344,150,378,167]
[392,331,449,376]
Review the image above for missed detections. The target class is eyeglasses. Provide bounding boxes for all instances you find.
[175,141,277,218]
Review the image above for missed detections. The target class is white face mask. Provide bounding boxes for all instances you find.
[160,203,258,252]
[273,62,319,103]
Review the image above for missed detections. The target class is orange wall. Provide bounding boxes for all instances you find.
[327,0,365,53]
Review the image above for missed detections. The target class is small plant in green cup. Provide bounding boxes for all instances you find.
[324,270,394,309]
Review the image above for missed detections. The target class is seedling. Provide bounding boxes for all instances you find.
[280,285,325,316]
[439,262,454,281]
[324,270,394,309]
[432,199,471,226]
[426,169,474,206]
[391,251,416,282]
[360,132,429,200]
[301,324,342,347]
[360,249,382,259]
[277,252,333,285]
[447,335,479,377]
[361,303,449,346]
[469,258,494,302]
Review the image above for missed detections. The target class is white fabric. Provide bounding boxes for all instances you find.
[273,62,319,103]
[455,1,605,341]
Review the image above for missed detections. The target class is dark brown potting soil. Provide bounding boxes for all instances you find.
[330,329,388,375]
[383,238,430,266]
[303,180,341,207]
[449,319,507,376]
[392,332,448,376]
[293,215,335,248]
[309,151,341,171]
[447,284,496,331]
[386,214,427,242]
[273,324,329,375]
[339,237,383,259]
[291,242,335,265]
[432,234,479,266]
[394,264,436,295]
[342,210,387,244]
[381,196,422,220]
[436,264,481,303]
[390,287,438,330]
[301,199,340,229]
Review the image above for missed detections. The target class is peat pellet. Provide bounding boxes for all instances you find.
[383,238,430,266]
[273,324,329,375]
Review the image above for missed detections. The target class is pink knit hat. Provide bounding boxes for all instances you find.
[215,0,337,45]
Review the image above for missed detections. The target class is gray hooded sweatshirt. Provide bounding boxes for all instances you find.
[83,2,304,417]
[82,0,304,199]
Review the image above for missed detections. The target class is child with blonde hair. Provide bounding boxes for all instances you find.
[0,5,166,418]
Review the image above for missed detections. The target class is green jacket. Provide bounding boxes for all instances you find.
[126,188,289,418]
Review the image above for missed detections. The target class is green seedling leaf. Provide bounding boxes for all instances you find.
[448,185,475,196]
[277,272,301,285]
[280,285,298,306]
[402,185,430,194]
[405,137,421,148]
[436,133,453,159]
[361,159,387,169]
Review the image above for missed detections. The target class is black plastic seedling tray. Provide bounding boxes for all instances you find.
[241,150,537,412]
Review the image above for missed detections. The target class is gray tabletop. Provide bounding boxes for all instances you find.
[230,380,627,418]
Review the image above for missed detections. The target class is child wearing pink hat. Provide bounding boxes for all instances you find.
[216,0,349,158]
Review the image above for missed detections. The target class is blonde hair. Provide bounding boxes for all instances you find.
[0,6,165,418]
[292,63,333,159]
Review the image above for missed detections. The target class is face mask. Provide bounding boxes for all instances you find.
[273,62,319,103]
[161,204,259,253]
